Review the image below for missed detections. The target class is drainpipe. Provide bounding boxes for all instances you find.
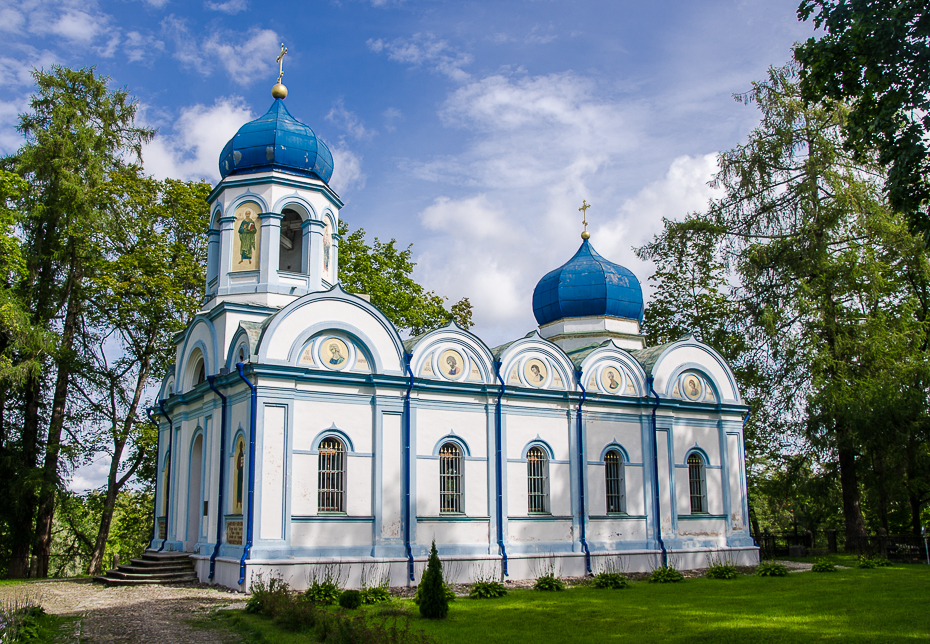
[493,362,508,577]
[236,363,257,588]
[207,375,228,581]
[157,400,174,552]
[575,372,591,574]
[146,407,160,546]
[647,377,668,567]
[403,354,415,581]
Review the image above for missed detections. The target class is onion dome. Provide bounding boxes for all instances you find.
[532,239,644,326]
[218,99,334,183]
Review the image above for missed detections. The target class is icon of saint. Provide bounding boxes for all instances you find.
[235,441,244,513]
[688,377,699,397]
[446,355,460,376]
[607,371,620,390]
[238,210,257,265]
[328,344,345,365]
[530,364,544,382]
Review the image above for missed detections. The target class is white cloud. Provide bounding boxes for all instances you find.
[204,27,279,85]
[329,144,365,195]
[382,107,402,132]
[124,31,165,64]
[326,98,375,141]
[0,8,25,32]
[22,1,112,45]
[142,97,253,181]
[0,50,58,87]
[0,96,29,156]
[367,33,472,82]
[205,0,248,15]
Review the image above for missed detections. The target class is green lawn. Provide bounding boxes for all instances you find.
[219,565,930,644]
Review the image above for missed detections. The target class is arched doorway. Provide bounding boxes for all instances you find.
[186,434,204,552]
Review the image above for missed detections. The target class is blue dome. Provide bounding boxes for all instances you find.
[532,239,644,326]
[219,99,334,183]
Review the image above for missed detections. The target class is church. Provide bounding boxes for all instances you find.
[150,70,758,591]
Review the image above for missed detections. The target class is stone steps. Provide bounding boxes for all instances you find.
[94,550,198,587]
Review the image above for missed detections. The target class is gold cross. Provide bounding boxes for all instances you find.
[579,200,591,239]
[276,43,288,84]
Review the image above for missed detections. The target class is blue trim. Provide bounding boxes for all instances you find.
[493,361,508,576]
[684,447,710,465]
[403,353,415,581]
[520,439,555,460]
[431,434,471,457]
[272,194,318,220]
[207,376,228,580]
[157,400,174,552]
[742,408,756,545]
[228,193,270,216]
[178,317,219,381]
[575,371,591,574]
[647,377,667,567]
[186,427,206,545]
[666,364,723,402]
[599,443,630,463]
[309,426,355,453]
[147,407,160,546]
[236,363,258,587]
[208,174,344,209]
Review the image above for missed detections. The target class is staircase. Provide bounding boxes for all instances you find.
[94,551,198,586]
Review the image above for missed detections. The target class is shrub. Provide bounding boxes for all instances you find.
[414,582,455,604]
[705,555,739,580]
[305,579,341,605]
[469,580,507,599]
[533,574,565,591]
[361,586,392,604]
[649,565,684,583]
[811,558,836,573]
[857,555,891,569]
[418,541,449,619]
[339,590,363,609]
[0,599,46,644]
[247,573,292,615]
[592,572,629,589]
[755,561,788,577]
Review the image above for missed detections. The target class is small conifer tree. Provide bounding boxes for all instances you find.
[418,540,449,619]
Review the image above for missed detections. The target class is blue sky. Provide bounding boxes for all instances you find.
[2,1,814,489]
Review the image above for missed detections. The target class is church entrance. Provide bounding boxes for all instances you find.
[186,435,204,552]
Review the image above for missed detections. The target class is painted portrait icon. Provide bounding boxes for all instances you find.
[322,337,350,370]
[524,358,547,387]
[683,374,703,401]
[233,437,245,514]
[601,366,623,394]
[439,349,465,380]
[322,217,333,282]
[232,202,261,272]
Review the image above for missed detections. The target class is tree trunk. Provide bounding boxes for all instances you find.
[88,482,120,576]
[837,442,868,547]
[32,253,82,578]
[6,374,43,578]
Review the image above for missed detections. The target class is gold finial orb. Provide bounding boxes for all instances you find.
[581,230,591,240]
[272,83,288,99]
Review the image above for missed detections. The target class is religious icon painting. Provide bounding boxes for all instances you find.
[600,366,624,394]
[322,217,334,283]
[321,337,350,370]
[439,349,465,380]
[682,373,703,401]
[233,436,246,514]
[232,201,261,272]
[524,358,548,387]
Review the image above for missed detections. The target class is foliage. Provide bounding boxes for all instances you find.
[468,580,507,599]
[648,566,684,583]
[247,574,292,615]
[755,561,789,577]
[533,574,565,591]
[795,0,930,233]
[591,572,629,589]
[0,597,45,643]
[811,558,836,573]
[417,541,449,619]
[304,565,344,606]
[337,220,472,334]
[338,590,362,610]
[704,556,739,580]
[361,586,392,604]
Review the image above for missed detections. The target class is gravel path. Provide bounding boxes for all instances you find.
[0,580,244,644]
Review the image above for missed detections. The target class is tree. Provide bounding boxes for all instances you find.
[2,66,153,577]
[418,540,449,619]
[795,1,930,234]
[74,171,209,574]
[337,220,473,334]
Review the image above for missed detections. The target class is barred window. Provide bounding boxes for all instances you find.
[605,449,625,514]
[439,442,463,514]
[318,438,345,513]
[688,453,706,514]
[527,446,549,514]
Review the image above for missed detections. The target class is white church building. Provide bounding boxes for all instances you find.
[151,81,758,591]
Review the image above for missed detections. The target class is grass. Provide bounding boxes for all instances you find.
[216,565,929,644]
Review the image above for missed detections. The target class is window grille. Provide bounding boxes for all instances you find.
[605,449,625,513]
[439,442,463,514]
[688,453,706,513]
[527,446,549,513]
[318,437,345,513]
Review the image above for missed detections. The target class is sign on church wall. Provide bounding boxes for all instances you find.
[232,201,261,272]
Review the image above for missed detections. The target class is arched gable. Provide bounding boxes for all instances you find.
[255,285,405,375]
[406,322,495,385]
[177,316,220,386]
[520,438,555,460]
[576,340,647,397]
[495,332,576,392]
[637,335,741,404]
[271,193,318,221]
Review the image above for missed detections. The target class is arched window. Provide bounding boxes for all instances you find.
[193,357,206,387]
[439,442,463,514]
[687,453,706,514]
[238,346,245,364]
[605,449,625,514]
[278,209,303,272]
[527,446,549,514]
[318,438,345,513]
